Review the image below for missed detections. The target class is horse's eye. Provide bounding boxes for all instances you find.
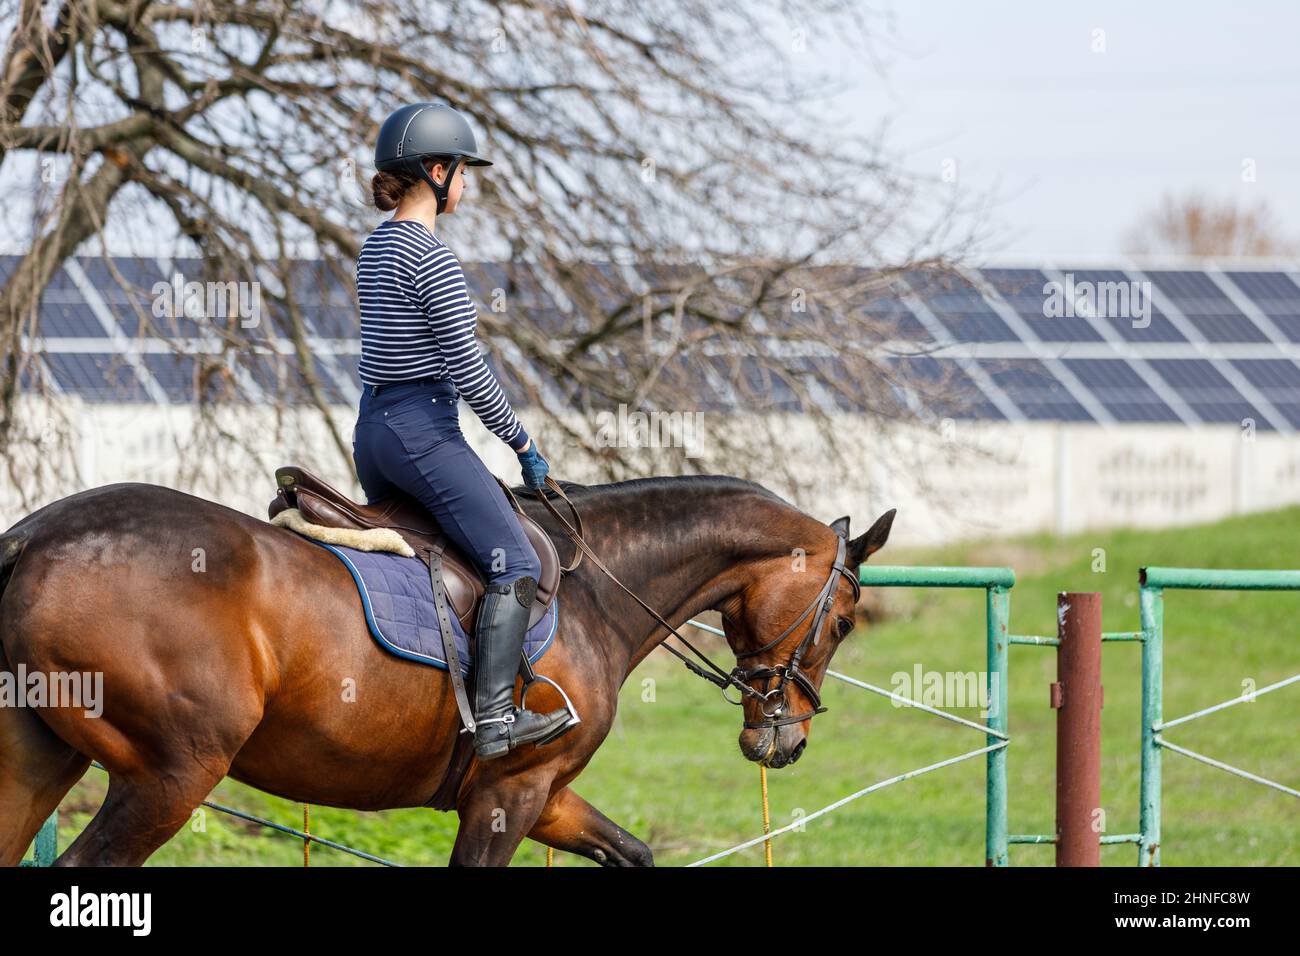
[837,617,855,639]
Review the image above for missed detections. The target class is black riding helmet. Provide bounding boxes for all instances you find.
[374,103,492,213]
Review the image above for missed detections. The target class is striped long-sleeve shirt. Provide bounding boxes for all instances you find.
[356,219,530,451]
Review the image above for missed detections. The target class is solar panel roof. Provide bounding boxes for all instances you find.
[12,256,1300,433]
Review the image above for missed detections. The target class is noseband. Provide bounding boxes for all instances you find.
[529,477,860,734]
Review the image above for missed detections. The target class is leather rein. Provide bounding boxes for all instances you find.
[499,475,861,731]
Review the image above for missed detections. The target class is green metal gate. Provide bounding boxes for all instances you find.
[857,566,1124,865]
[1136,567,1300,866]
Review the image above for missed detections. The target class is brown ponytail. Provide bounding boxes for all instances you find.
[371,156,454,211]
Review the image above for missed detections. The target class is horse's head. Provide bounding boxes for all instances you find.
[722,508,895,768]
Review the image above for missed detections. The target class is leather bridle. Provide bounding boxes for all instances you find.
[521,476,860,733]
[728,534,860,728]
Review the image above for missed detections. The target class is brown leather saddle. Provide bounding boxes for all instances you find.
[268,465,561,631]
[270,466,579,810]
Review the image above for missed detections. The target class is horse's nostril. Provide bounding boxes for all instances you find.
[790,739,806,762]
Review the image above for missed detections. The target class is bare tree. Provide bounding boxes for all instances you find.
[1,0,976,506]
[1124,192,1298,258]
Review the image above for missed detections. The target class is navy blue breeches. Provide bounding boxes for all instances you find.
[351,378,541,587]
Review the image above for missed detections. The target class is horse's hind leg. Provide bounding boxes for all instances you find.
[51,702,263,867]
[47,687,262,866]
[0,700,90,866]
[54,758,232,867]
[527,786,654,866]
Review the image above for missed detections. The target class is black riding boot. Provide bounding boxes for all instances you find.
[472,575,571,759]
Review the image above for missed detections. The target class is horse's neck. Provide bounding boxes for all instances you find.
[547,481,786,675]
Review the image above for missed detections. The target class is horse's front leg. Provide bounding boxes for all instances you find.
[450,767,556,866]
[527,785,653,867]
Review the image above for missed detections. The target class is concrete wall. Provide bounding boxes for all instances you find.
[3,397,1297,545]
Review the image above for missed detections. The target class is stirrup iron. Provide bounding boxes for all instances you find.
[519,654,582,746]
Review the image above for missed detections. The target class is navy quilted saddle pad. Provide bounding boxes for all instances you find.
[312,541,558,674]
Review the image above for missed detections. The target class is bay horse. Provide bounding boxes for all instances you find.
[0,475,893,866]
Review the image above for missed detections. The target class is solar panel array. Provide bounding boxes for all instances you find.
[10,256,1300,432]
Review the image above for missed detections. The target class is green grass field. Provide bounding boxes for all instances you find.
[38,507,1300,866]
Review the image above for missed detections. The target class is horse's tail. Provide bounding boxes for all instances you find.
[0,523,29,611]
[0,525,25,669]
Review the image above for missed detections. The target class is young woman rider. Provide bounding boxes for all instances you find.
[353,102,571,759]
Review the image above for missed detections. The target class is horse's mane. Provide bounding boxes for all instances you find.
[509,473,791,509]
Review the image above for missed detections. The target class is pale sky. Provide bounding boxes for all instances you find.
[833,2,1300,259]
[4,3,1296,265]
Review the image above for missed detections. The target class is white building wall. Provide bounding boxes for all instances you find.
[3,397,1298,546]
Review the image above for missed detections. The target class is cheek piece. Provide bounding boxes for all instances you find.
[407,156,462,214]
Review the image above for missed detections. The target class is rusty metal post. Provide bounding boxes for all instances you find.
[1053,592,1102,866]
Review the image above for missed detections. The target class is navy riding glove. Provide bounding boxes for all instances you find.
[517,443,550,489]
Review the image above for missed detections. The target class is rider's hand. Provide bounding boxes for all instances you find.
[517,442,549,489]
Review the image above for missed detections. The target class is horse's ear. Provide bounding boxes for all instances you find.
[829,515,851,539]
[847,509,895,567]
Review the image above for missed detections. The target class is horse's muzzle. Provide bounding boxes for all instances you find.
[739,725,808,768]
